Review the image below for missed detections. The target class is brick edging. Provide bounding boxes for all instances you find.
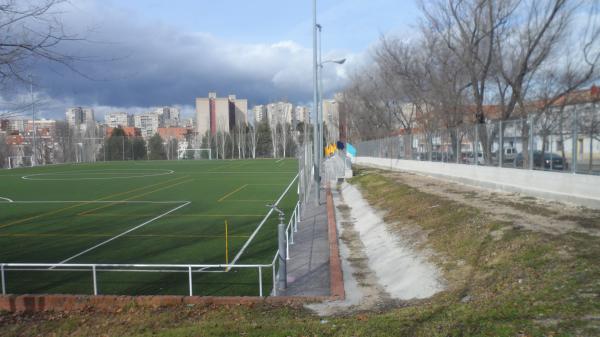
[326,185,345,300]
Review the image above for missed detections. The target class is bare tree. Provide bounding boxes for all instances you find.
[270,121,278,158]
[422,0,516,123]
[248,124,259,159]
[0,0,90,117]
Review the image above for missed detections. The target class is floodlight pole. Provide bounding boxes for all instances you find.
[30,75,36,167]
[312,0,320,203]
[317,24,323,171]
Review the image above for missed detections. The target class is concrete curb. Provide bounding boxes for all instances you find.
[326,185,345,300]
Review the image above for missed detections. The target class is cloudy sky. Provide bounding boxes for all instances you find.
[13,0,420,120]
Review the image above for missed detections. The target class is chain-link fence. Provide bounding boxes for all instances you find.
[0,128,311,168]
[297,139,314,207]
[356,108,600,175]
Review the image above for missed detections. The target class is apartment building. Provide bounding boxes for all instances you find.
[253,105,266,124]
[266,102,293,128]
[134,112,161,138]
[196,92,248,136]
[66,107,95,132]
[104,112,132,128]
[294,106,310,125]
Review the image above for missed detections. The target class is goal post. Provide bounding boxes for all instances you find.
[178,148,212,160]
[8,156,33,169]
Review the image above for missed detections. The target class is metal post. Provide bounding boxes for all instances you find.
[572,109,578,174]
[188,266,193,296]
[122,137,125,161]
[92,265,98,295]
[312,0,320,203]
[1,264,5,295]
[456,129,460,163]
[318,25,324,168]
[499,120,503,167]
[258,266,263,297]
[529,115,535,170]
[474,125,479,165]
[272,263,277,296]
[278,221,287,290]
[30,75,37,167]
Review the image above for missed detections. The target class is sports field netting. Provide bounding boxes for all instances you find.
[0,159,299,296]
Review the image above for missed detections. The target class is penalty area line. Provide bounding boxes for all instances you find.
[229,173,299,268]
[50,201,191,268]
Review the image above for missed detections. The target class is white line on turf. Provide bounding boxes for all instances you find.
[0,196,13,202]
[6,200,186,204]
[275,158,284,163]
[228,173,299,267]
[51,201,191,268]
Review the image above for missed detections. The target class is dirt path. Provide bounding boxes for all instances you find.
[381,170,600,237]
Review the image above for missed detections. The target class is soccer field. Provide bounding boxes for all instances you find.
[0,159,299,296]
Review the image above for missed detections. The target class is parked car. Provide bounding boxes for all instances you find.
[515,151,569,170]
[462,152,484,165]
[502,147,518,162]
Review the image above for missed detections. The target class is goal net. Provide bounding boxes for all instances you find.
[178,148,212,160]
[8,156,33,169]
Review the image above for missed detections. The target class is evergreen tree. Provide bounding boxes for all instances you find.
[148,133,167,160]
[132,137,147,160]
[256,121,272,157]
[104,127,129,161]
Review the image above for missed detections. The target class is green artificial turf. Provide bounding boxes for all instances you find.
[0,159,298,296]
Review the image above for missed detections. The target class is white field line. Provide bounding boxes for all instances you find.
[229,174,299,267]
[6,200,185,204]
[193,171,297,174]
[51,201,191,268]
[0,196,13,202]
[275,158,284,163]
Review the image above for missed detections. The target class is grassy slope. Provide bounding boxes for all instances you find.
[1,167,599,336]
[0,159,298,296]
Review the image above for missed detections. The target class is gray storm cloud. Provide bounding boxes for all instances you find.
[21,0,353,119]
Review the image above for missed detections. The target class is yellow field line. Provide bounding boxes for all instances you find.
[0,176,188,230]
[0,233,250,239]
[225,199,274,202]
[78,177,193,215]
[90,176,189,201]
[217,184,248,202]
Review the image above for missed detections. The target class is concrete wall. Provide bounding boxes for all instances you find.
[355,156,600,209]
